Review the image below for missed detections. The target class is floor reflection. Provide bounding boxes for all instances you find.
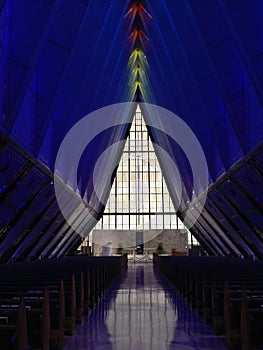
[64,262,226,350]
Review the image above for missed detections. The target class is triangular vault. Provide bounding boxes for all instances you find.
[89,105,194,254]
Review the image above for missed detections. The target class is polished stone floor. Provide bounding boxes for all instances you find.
[64,262,227,350]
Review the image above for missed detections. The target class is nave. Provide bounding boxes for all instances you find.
[64,262,227,350]
[1,1,263,349]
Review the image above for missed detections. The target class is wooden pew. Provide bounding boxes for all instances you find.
[153,254,263,349]
[0,255,128,349]
[15,298,28,350]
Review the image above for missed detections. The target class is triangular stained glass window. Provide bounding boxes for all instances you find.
[93,104,185,232]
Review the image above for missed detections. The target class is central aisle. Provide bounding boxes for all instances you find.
[64,262,226,350]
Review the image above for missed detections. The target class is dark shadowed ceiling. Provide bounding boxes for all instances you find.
[0,0,263,261]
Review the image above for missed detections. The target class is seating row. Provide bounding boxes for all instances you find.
[0,255,128,349]
[153,254,263,350]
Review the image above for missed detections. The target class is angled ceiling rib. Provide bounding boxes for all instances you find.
[1,0,263,260]
[219,0,263,106]
[34,2,93,156]
[6,0,61,133]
